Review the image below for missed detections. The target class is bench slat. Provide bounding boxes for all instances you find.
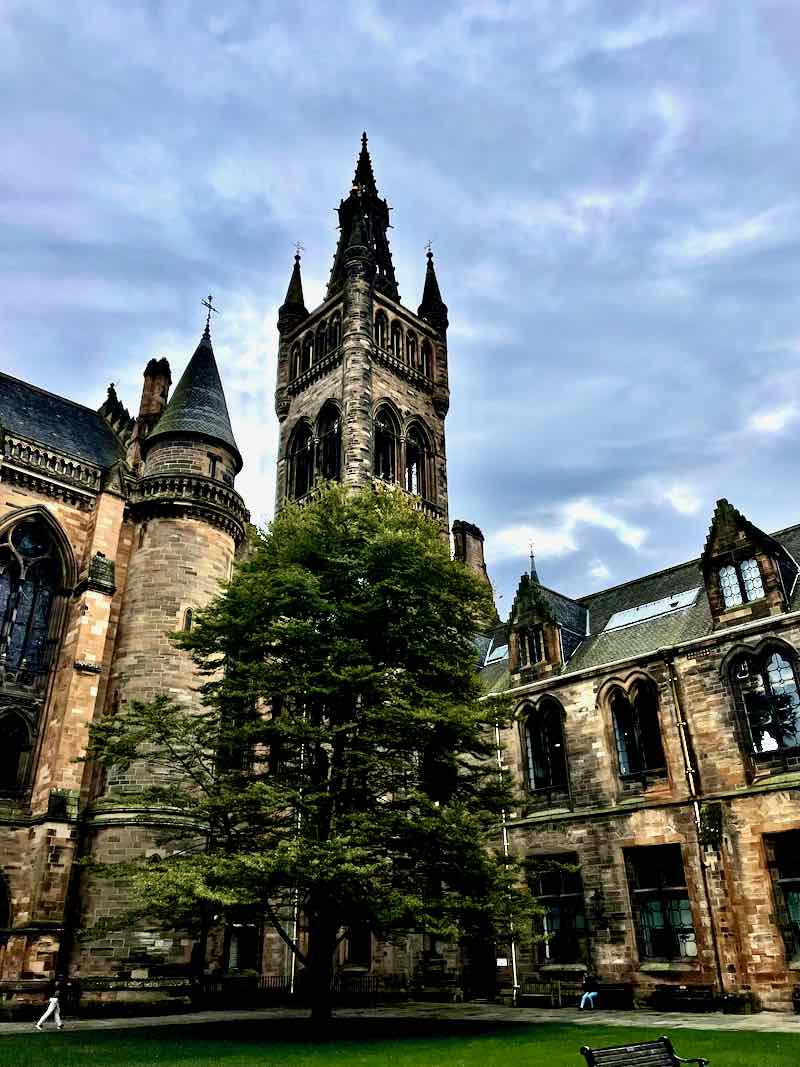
[581,1036,705,1067]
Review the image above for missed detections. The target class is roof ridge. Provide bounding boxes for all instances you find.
[0,370,110,421]
[576,519,800,606]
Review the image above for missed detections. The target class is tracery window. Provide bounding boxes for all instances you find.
[731,648,800,756]
[528,854,587,965]
[421,340,432,377]
[524,699,568,798]
[610,681,666,780]
[373,406,400,483]
[625,845,697,960]
[0,518,60,677]
[317,403,342,482]
[719,558,765,609]
[287,422,314,500]
[375,311,388,350]
[406,332,418,368]
[404,423,430,498]
[391,321,403,360]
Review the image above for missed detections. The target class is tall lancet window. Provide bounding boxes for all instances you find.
[374,406,400,483]
[287,422,315,500]
[391,321,403,360]
[404,423,430,499]
[317,403,342,482]
[375,312,388,350]
[0,518,60,677]
[421,340,432,378]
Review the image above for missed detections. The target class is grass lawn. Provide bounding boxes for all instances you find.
[3,1019,800,1067]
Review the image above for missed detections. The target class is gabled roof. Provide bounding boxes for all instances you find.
[144,326,242,471]
[0,371,125,469]
[478,521,800,691]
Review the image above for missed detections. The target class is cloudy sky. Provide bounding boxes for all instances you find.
[3,1,800,612]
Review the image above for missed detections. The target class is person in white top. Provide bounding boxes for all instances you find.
[35,979,64,1030]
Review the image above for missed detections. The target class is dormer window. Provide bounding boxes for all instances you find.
[719,558,764,609]
[519,627,543,668]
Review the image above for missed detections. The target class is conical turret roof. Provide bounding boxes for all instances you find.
[145,323,242,471]
[281,253,307,315]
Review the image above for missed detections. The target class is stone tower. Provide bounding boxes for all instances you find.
[77,318,249,976]
[274,133,451,528]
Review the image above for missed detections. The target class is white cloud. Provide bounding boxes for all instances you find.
[589,559,611,581]
[660,482,702,515]
[748,405,798,434]
[662,205,796,262]
[486,497,647,562]
[600,7,702,54]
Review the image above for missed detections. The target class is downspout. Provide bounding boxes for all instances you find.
[665,655,725,996]
[494,719,519,1005]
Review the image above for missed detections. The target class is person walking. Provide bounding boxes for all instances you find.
[35,978,64,1030]
[580,971,599,1010]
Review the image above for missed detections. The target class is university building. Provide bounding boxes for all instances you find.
[0,134,797,1011]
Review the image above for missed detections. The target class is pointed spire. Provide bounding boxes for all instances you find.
[353,131,378,196]
[418,249,449,335]
[326,133,399,301]
[144,319,242,472]
[278,249,309,334]
[529,542,539,584]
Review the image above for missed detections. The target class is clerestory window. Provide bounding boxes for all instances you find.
[625,844,697,961]
[731,648,800,757]
[610,681,666,781]
[719,558,764,609]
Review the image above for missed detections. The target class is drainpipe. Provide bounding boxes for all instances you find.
[494,719,519,1005]
[665,655,725,997]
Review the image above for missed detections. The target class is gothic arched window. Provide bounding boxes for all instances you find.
[610,680,666,780]
[287,422,314,500]
[290,344,301,380]
[374,406,400,483]
[375,311,388,350]
[406,332,418,368]
[328,312,341,351]
[301,334,314,373]
[731,647,800,757]
[0,518,61,678]
[421,339,433,377]
[524,699,568,797]
[0,713,31,793]
[404,423,431,499]
[317,403,342,482]
[391,321,403,360]
[315,321,328,362]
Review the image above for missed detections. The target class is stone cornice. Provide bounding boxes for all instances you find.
[130,472,249,544]
[372,345,434,391]
[287,347,343,396]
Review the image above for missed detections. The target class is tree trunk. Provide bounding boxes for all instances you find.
[307,910,338,1027]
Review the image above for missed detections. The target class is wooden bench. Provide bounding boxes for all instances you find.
[649,984,718,1013]
[580,1035,709,1066]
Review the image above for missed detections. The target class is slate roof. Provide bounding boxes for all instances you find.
[0,371,125,469]
[145,327,242,471]
[478,521,800,690]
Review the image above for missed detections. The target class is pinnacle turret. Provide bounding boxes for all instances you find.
[278,252,309,334]
[144,320,242,471]
[418,250,448,335]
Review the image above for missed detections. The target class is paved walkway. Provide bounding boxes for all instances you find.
[3,1001,800,1037]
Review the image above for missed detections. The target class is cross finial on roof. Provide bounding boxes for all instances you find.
[425,240,433,257]
[201,293,219,335]
[294,241,305,263]
[529,541,539,583]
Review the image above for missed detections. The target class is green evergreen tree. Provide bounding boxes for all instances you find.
[86,483,533,1022]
